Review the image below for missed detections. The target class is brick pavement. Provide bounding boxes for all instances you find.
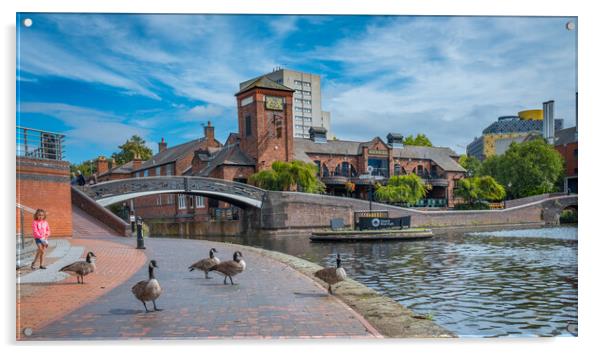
[17,238,147,339]
[21,237,378,340]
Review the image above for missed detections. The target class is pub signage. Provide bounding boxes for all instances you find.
[368,149,388,156]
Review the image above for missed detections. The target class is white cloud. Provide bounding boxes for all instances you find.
[317,17,577,149]
[19,102,151,159]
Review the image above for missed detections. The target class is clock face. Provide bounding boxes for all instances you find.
[265,96,284,111]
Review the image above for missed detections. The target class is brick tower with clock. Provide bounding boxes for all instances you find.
[235,77,295,171]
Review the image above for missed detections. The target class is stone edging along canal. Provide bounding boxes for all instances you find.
[216,241,456,338]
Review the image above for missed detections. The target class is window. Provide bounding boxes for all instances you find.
[295,116,303,122]
[342,162,350,176]
[314,160,321,175]
[245,115,252,137]
[241,96,253,106]
[135,172,140,178]
[143,169,149,177]
[178,194,187,209]
[155,166,161,176]
[156,195,162,206]
[165,164,173,176]
[573,148,578,158]
[394,164,401,176]
[195,195,204,208]
[295,124,303,130]
[167,194,174,205]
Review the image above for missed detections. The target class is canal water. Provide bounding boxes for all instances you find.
[194,226,578,337]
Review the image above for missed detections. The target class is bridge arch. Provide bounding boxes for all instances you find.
[82,176,266,208]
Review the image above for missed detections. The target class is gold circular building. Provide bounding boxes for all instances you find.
[518,109,543,121]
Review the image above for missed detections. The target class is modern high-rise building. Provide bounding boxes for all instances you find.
[239,68,332,139]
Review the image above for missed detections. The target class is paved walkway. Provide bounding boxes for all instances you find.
[17,238,147,339]
[19,237,378,340]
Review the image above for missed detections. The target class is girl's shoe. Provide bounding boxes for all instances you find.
[30,265,36,270]
[39,266,47,269]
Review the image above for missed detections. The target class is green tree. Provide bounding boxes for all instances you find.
[480,138,564,199]
[455,176,506,206]
[459,154,482,177]
[70,159,96,177]
[249,160,325,193]
[111,135,153,166]
[374,174,429,205]
[403,133,433,147]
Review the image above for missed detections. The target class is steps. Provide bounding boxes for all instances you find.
[16,236,36,269]
[18,239,85,284]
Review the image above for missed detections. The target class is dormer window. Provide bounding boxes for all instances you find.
[309,127,327,143]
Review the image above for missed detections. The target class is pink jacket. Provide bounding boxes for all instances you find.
[32,220,50,239]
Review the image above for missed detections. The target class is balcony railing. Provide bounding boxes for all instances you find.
[401,198,448,208]
[17,126,65,161]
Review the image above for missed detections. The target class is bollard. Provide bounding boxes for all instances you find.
[136,216,146,249]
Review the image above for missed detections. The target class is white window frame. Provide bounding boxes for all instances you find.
[143,169,149,177]
[195,195,205,208]
[156,195,162,206]
[155,166,161,176]
[178,194,187,210]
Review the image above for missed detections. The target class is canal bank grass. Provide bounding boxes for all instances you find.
[227,242,456,338]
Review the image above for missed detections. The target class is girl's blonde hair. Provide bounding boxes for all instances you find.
[34,209,47,220]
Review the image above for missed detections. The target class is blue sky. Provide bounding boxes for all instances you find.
[16,14,577,164]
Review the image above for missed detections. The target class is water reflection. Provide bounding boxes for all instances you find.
[178,226,578,337]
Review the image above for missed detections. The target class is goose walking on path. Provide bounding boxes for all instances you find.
[314,254,347,295]
[188,248,220,279]
[209,251,246,285]
[132,260,163,312]
[60,251,97,284]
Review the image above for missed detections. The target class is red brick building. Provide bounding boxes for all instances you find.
[554,126,578,193]
[98,76,467,230]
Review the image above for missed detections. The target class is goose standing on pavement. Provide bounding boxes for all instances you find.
[60,251,97,284]
[314,253,347,295]
[188,248,220,279]
[209,251,246,285]
[132,260,163,312]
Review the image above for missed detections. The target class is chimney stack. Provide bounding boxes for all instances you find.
[132,152,143,171]
[543,100,555,144]
[204,121,215,144]
[158,137,167,153]
[96,156,109,175]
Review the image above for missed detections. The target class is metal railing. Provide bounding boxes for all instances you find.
[17,126,65,160]
[16,203,36,250]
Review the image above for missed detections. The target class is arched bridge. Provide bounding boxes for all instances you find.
[82,176,267,208]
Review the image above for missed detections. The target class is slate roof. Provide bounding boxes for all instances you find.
[196,144,255,177]
[98,160,137,177]
[554,126,578,146]
[294,138,465,172]
[132,138,213,172]
[236,76,295,96]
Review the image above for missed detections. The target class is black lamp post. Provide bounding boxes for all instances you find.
[136,216,145,249]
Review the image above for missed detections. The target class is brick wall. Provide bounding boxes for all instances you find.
[258,192,577,230]
[16,157,72,237]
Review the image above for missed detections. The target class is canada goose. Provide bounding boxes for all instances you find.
[188,248,220,279]
[131,260,163,312]
[60,251,97,284]
[314,253,347,294]
[208,251,246,285]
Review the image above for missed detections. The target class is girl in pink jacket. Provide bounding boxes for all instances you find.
[31,209,50,270]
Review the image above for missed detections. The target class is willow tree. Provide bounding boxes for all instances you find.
[375,174,429,205]
[249,160,325,193]
[455,176,506,205]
